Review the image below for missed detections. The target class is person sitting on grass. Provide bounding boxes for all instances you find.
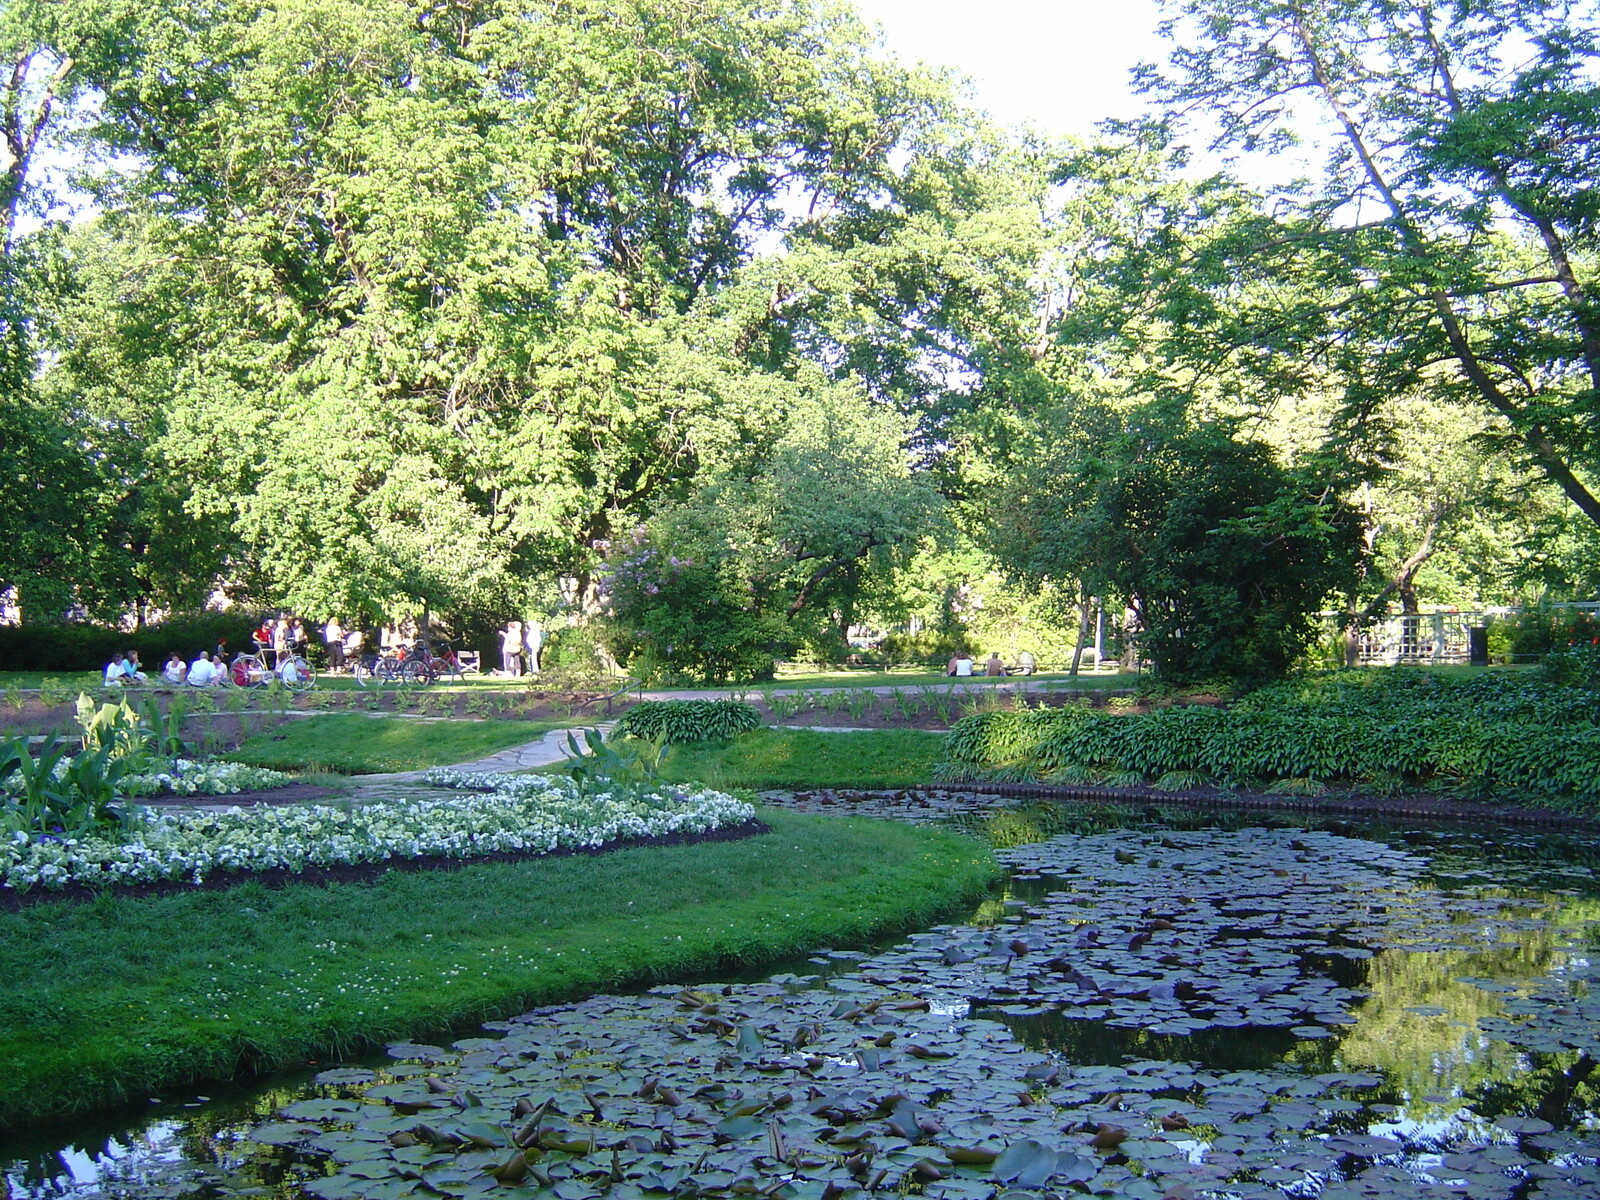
[104,654,128,686]
[112,650,148,684]
[985,652,1005,677]
[187,651,220,687]
[161,652,187,685]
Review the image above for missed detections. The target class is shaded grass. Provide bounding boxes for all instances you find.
[227,714,556,773]
[657,728,947,789]
[0,811,995,1131]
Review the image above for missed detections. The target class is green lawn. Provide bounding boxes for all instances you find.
[228,714,557,773]
[0,810,996,1131]
[657,728,948,789]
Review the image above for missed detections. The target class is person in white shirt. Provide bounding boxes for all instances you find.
[104,655,128,686]
[324,617,345,671]
[161,653,187,685]
[187,652,219,686]
[953,655,974,677]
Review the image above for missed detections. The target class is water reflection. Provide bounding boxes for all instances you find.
[5,798,1599,1198]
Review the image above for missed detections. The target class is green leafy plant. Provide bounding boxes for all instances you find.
[616,699,762,745]
[560,727,668,800]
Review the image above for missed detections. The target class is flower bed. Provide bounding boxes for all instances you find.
[119,758,295,798]
[1,772,754,893]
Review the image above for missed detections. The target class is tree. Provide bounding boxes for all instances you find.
[1138,0,1600,532]
[598,381,942,680]
[985,407,1364,686]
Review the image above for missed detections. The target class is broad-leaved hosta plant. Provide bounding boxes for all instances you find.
[2,772,753,893]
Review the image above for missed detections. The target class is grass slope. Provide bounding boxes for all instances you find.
[228,714,555,773]
[0,810,995,1132]
[658,728,947,789]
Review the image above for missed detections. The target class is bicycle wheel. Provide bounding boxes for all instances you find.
[375,657,403,687]
[352,655,376,688]
[285,655,317,693]
[231,653,267,688]
[403,660,435,686]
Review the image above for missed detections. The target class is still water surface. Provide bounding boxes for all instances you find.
[4,799,1597,1199]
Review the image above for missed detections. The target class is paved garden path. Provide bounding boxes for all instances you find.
[349,723,616,789]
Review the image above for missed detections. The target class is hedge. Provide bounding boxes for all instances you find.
[938,662,1600,811]
[0,613,259,673]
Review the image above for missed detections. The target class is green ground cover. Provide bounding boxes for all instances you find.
[0,810,996,1131]
[228,715,555,773]
[939,662,1600,812]
[656,728,947,789]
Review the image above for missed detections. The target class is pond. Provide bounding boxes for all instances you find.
[4,797,1598,1200]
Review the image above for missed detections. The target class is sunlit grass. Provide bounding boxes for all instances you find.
[0,810,996,1131]
[228,714,557,773]
[657,728,947,789]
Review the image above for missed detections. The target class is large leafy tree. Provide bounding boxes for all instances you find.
[17,0,1014,623]
[1138,0,1600,531]
[985,404,1364,686]
[599,381,942,680]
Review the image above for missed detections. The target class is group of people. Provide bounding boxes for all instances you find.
[252,614,313,663]
[945,650,1036,677]
[499,619,544,676]
[106,647,229,687]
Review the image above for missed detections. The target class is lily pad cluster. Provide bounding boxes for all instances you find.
[234,826,1600,1200]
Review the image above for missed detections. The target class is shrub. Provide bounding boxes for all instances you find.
[938,667,1600,810]
[616,699,763,744]
[0,612,257,673]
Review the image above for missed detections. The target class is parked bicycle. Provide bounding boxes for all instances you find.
[396,639,467,686]
[227,649,316,693]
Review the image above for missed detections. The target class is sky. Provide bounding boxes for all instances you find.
[851,0,1168,138]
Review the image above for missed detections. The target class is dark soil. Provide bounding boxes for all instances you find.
[135,782,341,808]
[0,819,771,913]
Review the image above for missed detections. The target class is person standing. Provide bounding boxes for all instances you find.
[272,614,291,665]
[324,616,345,672]
[523,618,543,676]
[501,620,523,676]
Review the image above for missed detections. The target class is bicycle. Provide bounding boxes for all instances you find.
[228,648,317,693]
[397,639,467,686]
[352,647,403,688]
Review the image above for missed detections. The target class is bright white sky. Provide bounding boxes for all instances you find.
[851,0,1168,138]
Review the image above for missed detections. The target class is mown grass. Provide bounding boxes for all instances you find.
[656,728,947,789]
[228,714,556,773]
[0,810,996,1131]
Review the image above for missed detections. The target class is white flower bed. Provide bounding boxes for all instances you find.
[2,756,293,799]
[120,759,294,798]
[1,771,755,894]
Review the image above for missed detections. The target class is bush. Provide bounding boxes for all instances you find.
[938,667,1600,811]
[616,699,763,744]
[0,612,258,673]
[879,628,976,667]
[1504,605,1600,661]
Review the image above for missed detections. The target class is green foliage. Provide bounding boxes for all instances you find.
[616,699,762,745]
[0,612,256,672]
[940,669,1600,811]
[0,733,134,839]
[558,727,668,801]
